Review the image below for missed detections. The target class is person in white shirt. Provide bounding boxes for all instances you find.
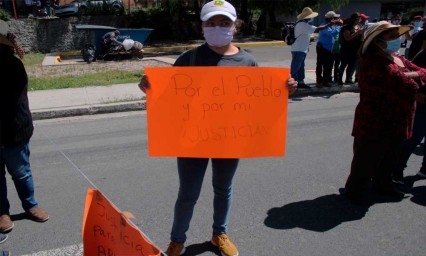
[291,7,335,89]
[405,15,423,57]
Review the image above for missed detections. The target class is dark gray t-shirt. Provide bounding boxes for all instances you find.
[173,43,258,67]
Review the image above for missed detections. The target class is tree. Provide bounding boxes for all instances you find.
[321,0,350,11]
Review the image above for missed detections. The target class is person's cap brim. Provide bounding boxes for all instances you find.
[201,11,236,22]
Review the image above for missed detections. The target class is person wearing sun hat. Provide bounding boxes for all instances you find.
[0,19,50,234]
[290,7,336,89]
[138,1,297,256]
[344,21,426,200]
[315,10,342,88]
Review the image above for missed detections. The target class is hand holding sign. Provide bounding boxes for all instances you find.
[144,66,290,158]
[82,189,162,256]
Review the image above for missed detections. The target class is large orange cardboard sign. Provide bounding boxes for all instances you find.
[82,189,161,256]
[145,67,290,158]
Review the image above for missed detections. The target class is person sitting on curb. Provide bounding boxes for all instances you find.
[138,1,297,255]
[0,21,49,234]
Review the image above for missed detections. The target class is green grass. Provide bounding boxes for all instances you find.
[22,53,45,67]
[23,53,143,90]
[29,70,143,91]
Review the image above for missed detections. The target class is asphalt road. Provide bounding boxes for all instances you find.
[2,93,425,256]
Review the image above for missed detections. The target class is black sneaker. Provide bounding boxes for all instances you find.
[417,166,426,178]
[298,83,311,89]
[373,184,405,198]
[345,80,355,85]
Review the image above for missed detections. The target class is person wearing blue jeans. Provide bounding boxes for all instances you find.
[0,28,49,233]
[1,144,38,214]
[138,2,297,255]
[171,158,238,243]
[291,7,335,89]
[291,51,308,87]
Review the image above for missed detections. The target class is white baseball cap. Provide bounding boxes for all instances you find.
[325,11,340,19]
[200,0,237,22]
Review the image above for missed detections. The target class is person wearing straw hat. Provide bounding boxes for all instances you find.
[0,20,49,233]
[290,7,335,89]
[139,1,297,256]
[344,21,426,200]
[315,10,342,88]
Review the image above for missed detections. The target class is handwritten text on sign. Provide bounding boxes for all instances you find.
[145,67,290,158]
[82,189,161,256]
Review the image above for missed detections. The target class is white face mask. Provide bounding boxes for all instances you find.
[203,26,234,47]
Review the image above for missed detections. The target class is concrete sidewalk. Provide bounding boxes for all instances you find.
[29,40,360,120]
[29,79,359,120]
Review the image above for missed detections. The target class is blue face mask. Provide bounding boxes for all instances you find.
[384,38,401,54]
[414,21,422,27]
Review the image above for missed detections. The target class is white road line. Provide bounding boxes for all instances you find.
[22,243,83,256]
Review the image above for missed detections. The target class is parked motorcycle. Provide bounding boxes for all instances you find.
[97,38,144,62]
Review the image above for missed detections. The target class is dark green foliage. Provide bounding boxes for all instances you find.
[0,8,11,21]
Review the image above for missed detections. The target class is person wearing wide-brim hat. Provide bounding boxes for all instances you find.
[344,21,426,200]
[315,10,342,88]
[290,7,337,89]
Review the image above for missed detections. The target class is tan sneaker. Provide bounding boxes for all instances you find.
[165,241,186,256]
[26,207,49,222]
[0,215,14,233]
[211,234,239,256]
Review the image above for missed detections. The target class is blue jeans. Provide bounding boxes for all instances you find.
[396,103,426,173]
[171,157,239,243]
[0,143,38,215]
[291,51,307,84]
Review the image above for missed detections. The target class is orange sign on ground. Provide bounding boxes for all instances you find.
[145,67,290,158]
[82,189,161,256]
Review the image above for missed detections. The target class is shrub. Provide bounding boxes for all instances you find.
[0,8,11,21]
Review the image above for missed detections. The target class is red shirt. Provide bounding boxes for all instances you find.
[352,53,426,139]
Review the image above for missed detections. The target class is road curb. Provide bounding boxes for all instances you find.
[31,85,359,120]
[32,101,147,120]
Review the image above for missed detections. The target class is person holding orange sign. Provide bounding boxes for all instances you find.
[139,1,297,256]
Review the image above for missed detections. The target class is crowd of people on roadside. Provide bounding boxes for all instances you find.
[290,7,426,200]
[291,8,426,90]
[1,1,425,255]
